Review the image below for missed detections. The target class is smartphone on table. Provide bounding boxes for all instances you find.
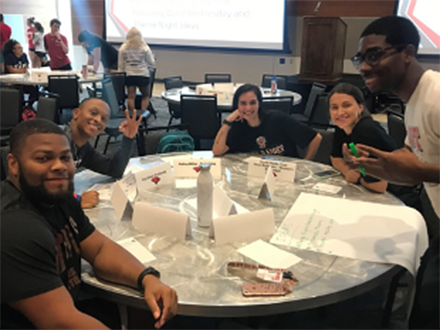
[312,169,340,179]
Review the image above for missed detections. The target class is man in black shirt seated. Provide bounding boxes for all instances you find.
[65,97,142,208]
[1,119,177,329]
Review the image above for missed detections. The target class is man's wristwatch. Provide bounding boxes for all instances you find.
[223,119,233,126]
[137,267,161,293]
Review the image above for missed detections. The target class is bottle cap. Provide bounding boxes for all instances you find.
[199,163,211,170]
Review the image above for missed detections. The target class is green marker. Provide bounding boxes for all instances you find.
[348,143,366,177]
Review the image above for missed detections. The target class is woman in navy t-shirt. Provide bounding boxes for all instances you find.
[3,39,29,73]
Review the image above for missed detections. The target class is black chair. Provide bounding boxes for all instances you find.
[292,82,326,123]
[104,72,126,109]
[261,96,293,115]
[0,88,22,146]
[180,94,220,150]
[164,76,184,128]
[308,92,334,129]
[48,75,79,124]
[261,74,287,90]
[36,91,59,123]
[311,129,334,165]
[387,108,406,149]
[204,73,231,84]
[133,67,157,117]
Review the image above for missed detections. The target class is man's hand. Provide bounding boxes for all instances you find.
[142,276,178,328]
[119,109,143,139]
[343,144,423,185]
[344,169,361,184]
[81,190,99,209]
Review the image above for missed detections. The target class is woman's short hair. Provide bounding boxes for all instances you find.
[232,84,263,117]
[328,83,366,106]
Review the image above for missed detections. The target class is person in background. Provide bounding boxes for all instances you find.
[78,29,118,73]
[1,119,178,329]
[0,13,12,74]
[212,83,322,159]
[3,39,29,73]
[329,82,421,209]
[32,22,46,68]
[44,18,71,70]
[65,98,142,209]
[26,16,37,68]
[118,27,155,112]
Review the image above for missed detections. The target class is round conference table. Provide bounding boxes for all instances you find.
[74,152,402,323]
[161,85,302,112]
[0,72,103,86]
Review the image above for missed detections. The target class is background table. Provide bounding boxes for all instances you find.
[75,152,402,319]
[161,86,302,112]
[0,72,103,87]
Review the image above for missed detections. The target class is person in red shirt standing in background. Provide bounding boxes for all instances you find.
[0,14,12,74]
[26,17,37,68]
[44,18,71,70]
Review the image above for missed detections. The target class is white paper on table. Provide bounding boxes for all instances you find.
[212,208,275,245]
[135,162,174,191]
[313,183,342,194]
[119,172,137,202]
[247,156,296,182]
[270,193,429,275]
[87,183,113,200]
[117,237,156,264]
[173,158,221,180]
[132,202,191,240]
[110,181,132,220]
[213,185,237,217]
[237,239,302,269]
[175,179,197,189]
[186,196,249,219]
[258,166,276,200]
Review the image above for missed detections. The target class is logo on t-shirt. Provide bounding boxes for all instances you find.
[408,126,423,153]
[256,136,267,149]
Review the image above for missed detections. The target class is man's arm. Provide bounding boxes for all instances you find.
[10,287,108,329]
[303,133,322,160]
[80,230,178,328]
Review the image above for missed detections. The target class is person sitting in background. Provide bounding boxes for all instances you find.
[44,18,71,71]
[212,83,322,159]
[329,82,422,210]
[65,98,142,209]
[3,39,29,73]
[1,119,177,329]
[32,22,46,68]
[118,27,156,112]
[78,29,118,73]
[0,13,11,74]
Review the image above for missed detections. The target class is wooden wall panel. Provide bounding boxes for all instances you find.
[70,0,104,45]
[287,0,396,17]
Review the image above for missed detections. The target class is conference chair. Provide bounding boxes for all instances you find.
[180,94,220,150]
[308,92,334,129]
[48,74,79,124]
[261,74,287,90]
[204,73,231,84]
[36,91,59,123]
[164,76,184,128]
[386,108,406,149]
[261,96,293,115]
[292,82,326,123]
[104,72,126,110]
[0,87,22,146]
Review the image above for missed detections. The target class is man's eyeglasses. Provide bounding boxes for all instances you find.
[351,44,407,70]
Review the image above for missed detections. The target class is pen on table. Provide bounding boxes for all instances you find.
[348,143,366,177]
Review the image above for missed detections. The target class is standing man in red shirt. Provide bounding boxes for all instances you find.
[44,18,71,70]
[0,14,12,74]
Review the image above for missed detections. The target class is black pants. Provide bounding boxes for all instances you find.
[52,63,72,71]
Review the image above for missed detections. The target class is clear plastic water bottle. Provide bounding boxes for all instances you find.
[271,75,277,94]
[197,163,213,228]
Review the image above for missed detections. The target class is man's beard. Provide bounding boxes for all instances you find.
[18,169,74,205]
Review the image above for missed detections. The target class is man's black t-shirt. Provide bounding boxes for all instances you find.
[4,53,29,73]
[0,180,95,329]
[331,116,421,210]
[226,110,318,158]
[85,35,118,69]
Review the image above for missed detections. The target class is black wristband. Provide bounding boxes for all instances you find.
[223,119,233,126]
[137,267,161,293]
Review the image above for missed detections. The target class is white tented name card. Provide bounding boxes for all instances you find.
[237,239,302,269]
[173,158,221,180]
[211,208,275,245]
[258,166,276,201]
[120,172,137,202]
[116,237,156,264]
[110,181,132,220]
[247,156,296,182]
[135,162,174,191]
[213,184,237,217]
[132,202,192,241]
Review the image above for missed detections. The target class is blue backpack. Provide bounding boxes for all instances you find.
[157,131,195,154]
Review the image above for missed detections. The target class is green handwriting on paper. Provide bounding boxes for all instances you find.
[294,210,334,252]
